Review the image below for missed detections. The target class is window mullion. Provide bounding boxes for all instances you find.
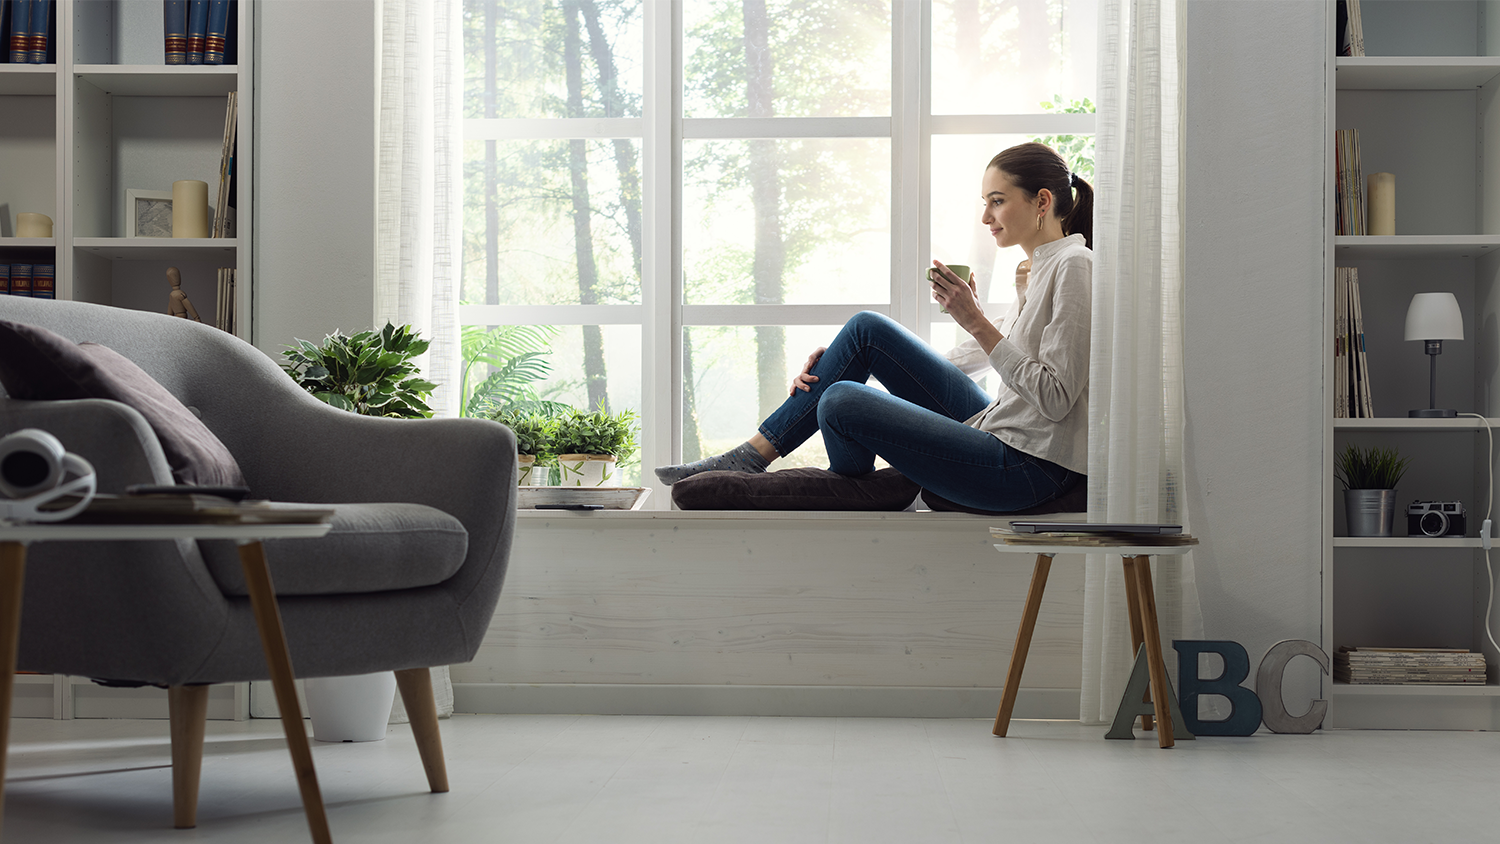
[891,0,929,337]
[641,0,681,507]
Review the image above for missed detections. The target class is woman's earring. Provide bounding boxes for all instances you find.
[1036,213,1043,232]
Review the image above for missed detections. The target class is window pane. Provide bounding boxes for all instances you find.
[462,139,643,306]
[685,325,889,472]
[683,0,891,118]
[931,0,1097,115]
[931,134,1029,313]
[463,0,643,120]
[683,138,891,305]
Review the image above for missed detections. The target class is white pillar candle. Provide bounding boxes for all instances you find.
[171,180,210,238]
[15,212,52,238]
[1367,172,1395,236]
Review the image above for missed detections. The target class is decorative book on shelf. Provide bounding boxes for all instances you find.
[2,0,55,64]
[185,0,208,64]
[164,0,187,64]
[1334,647,1488,685]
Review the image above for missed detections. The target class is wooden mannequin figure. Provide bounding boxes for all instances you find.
[165,267,202,322]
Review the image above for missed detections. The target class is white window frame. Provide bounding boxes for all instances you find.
[460,0,1095,507]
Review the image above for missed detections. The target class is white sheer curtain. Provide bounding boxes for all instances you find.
[377,0,462,719]
[1081,0,1204,725]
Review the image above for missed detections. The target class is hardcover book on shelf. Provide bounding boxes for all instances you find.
[8,263,30,297]
[203,0,230,64]
[27,0,50,63]
[164,0,187,64]
[0,264,9,295]
[185,0,208,64]
[7,0,29,63]
[30,262,53,299]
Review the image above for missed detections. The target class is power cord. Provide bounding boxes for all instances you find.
[1457,412,1499,655]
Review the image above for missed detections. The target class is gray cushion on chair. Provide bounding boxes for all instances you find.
[197,502,469,596]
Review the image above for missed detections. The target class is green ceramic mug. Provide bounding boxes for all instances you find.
[928,264,969,313]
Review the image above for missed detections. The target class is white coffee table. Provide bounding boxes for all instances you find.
[0,521,334,843]
[990,539,1197,749]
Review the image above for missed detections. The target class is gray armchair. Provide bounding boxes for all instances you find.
[0,297,516,833]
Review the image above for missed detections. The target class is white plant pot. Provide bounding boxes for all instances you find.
[518,455,539,486]
[304,671,397,742]
[557,454,619,487]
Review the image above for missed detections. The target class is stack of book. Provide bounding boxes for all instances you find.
[1335,647,1488,685]
[214,268,236,333]
[1335,129,1366,236]
[1,0,55,64]
[1337,0,1366,57]
[164,0,236,66]
[213,92,237,238]
[0,263,55,298]
[1334,267,1373,418]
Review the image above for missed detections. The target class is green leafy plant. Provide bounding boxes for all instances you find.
[552,406,639,461]
[1335,444,1411,490]
[280,323,437,418]
[491,408,556,458]
[460,324,571,418]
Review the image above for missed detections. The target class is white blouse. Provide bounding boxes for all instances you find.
[942,233,1091,475]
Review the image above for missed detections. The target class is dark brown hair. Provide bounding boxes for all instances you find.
[988,142,1094,250]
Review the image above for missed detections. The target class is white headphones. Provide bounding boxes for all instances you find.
[0,429,97,523]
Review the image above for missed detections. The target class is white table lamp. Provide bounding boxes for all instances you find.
[1404,292,1463,418]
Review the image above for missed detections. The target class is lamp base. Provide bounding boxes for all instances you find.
[1409,408,1458,418]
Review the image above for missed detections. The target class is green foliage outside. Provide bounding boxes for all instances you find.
[1335,444,1411,490]
[460,324,572,419]
[280,323,437,418]
[1029,96,1096,183]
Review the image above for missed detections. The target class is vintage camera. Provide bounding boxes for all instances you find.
[1407,501,1467,537]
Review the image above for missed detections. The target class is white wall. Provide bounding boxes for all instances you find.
[1183,0,1327,702]
[252,0,377,355]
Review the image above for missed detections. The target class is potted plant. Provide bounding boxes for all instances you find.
[1336,444,1411,537]
[492,408,556,485]
[279,322,439,742]
[552,406,639,487]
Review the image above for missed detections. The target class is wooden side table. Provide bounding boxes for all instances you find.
[989,540,1197,749]
[0,521,333,843]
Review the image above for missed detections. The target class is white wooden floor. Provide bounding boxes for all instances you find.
[3,714,1496,843]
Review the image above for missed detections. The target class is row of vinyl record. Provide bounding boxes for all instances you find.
[165,0,237,66]
[1334,267,1374,418]
[0,263,55,298]
[0,0,54,64]
[1335,647,1488,685]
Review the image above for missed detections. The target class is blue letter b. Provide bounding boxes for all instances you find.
[1173,640,1263,736]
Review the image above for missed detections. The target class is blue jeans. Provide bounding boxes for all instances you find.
[757,311,1082,512]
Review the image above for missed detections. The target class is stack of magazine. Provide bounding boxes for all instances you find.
[1335,267,1373,418]
[1335,647,1487,685]
[215,268,236,333]
[213,92,237,238]
[1335,129,1366,236]
[1337,0,1365,57]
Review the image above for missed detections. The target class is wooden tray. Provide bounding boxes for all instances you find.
[516,487,651,510]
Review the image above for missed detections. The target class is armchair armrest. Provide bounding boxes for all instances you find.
[0,398,176,493]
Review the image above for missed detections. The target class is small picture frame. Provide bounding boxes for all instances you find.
[126,189,174,238]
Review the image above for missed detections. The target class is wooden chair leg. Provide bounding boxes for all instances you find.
[238,540,332,844]
[395,667,450,793]
[0,541,28,838]
[169,685,211,829]
[1121,556,1154,732]
[1130,555,1175,748]
[994,553,1053,737]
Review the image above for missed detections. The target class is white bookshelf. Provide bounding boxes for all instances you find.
[1324,0,1500,730]
[1,0,252,342]
[1,0,254,721]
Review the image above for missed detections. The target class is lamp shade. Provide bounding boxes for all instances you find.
[1404,292,1464,341]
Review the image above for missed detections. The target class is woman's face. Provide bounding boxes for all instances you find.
[980,167,1046,250]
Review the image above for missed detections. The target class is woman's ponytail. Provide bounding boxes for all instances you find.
[1063,174,1093,250]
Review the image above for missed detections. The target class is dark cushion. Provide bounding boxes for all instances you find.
[197,502,469,596]
[0,319,245,487]
[672,467,920,511]
[921,475,1088,516]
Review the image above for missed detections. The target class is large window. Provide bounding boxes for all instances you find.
[461,0,1096,495]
